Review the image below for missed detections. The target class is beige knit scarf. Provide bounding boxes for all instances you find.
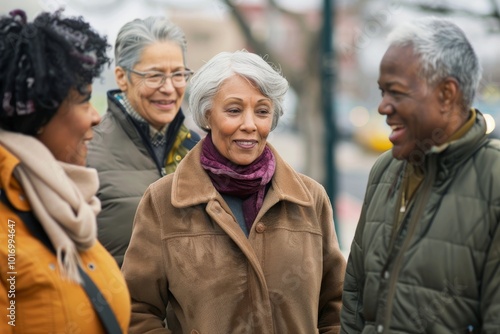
[0,130,100,284]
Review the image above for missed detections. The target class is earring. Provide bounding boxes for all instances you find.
[36,127,44,135]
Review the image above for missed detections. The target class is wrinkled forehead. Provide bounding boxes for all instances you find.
[380,45,423,76]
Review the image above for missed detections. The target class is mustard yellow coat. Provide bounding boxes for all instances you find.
[0,145,131,333]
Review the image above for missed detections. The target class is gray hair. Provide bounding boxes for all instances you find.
[114,16,187,72]
[387,17,482,109]
[189,50,289,131]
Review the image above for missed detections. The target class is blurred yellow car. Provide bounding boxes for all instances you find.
[351,107,392,153]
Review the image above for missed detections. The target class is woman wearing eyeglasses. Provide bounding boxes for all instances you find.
[87,16,200,267]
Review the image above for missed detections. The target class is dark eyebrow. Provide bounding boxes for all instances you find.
[80,92,92,103]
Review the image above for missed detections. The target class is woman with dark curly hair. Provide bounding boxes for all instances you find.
[0,9,130,334]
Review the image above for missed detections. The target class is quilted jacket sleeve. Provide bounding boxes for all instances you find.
[480,153,500,333]
[340,152,393,333]
[481,217,500,333]
[340,204,367,333]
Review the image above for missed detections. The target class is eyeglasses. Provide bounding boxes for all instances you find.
[125,68,194,88]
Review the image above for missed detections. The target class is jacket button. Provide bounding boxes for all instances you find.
[255,223,266,233]
[383,271,390,279]
[175,155,182,162]
[377,324,384,333]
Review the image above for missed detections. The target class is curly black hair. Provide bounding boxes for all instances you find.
[0,9,110,135]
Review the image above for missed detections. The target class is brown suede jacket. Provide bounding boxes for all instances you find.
[122,139,346,334]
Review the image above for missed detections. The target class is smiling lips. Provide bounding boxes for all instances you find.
[388,123,406,143]
[152,99,176,110]
[235,140,257,149]
[83,135,93,145]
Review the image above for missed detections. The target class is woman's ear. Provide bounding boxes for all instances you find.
[205,110,211,129]
[115,66,129,92]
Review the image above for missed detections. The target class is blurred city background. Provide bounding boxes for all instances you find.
[4,0,500,255]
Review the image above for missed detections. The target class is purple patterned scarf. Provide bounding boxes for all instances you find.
[200,133,275,231]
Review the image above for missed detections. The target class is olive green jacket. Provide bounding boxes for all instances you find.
[87,90,200,266]
[341,111,500,333]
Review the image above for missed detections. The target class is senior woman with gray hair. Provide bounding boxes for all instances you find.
[122,50,346,333]
[87,16,200,267]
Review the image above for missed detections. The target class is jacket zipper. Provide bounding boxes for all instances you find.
[125,114,166,176]
[381,159,437,333]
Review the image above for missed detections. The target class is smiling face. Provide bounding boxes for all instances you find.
[115,41,186,130]
[207,75,273,166]
[378,44,458,162]
[37,86,101,166]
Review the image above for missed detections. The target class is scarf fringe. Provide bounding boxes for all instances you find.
[57,245,83,284]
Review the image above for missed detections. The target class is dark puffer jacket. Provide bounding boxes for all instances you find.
[341,111,500,333]
[87,90,200,266]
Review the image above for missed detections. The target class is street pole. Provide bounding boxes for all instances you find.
[322,0,340,246]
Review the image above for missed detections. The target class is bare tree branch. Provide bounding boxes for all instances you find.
[267,0,308,32]
[266,0,323,93]
[219,0,301,85]
[489,0,500,23]
[405,3,500,22]
[220,0,327,180]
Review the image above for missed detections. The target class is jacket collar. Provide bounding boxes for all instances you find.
[427,109,488,167]
[171,138,313,209]
[0,145,30,211]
